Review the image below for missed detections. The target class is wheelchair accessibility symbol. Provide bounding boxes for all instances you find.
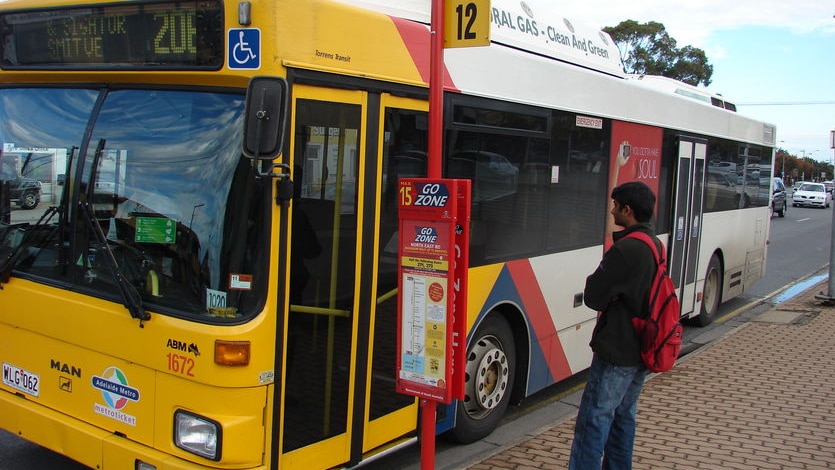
[228,28,260,69]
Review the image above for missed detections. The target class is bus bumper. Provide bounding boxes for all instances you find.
[0,389,267,470]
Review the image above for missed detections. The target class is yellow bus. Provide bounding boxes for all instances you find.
[0,0,775,469]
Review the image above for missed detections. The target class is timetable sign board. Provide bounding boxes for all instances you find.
[396,179,470,404]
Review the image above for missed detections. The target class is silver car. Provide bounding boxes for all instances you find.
[792,182,831,208]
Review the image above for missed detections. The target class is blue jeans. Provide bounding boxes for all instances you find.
[569,355,648,470]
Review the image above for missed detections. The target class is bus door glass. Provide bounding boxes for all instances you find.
[669,137,707,316]
[281,86,364,467]
[364,95,428,450]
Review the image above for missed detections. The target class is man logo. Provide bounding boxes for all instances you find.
[50,359,82,378]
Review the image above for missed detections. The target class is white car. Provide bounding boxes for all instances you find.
[792,182,832,208]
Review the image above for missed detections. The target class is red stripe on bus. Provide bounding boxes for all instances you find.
[506,260,573,381]
[391,17,459,92]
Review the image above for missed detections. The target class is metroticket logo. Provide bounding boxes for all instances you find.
[92,366,140,426]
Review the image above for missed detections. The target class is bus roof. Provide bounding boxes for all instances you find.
[333,0,626,77]
[627,74,739,112]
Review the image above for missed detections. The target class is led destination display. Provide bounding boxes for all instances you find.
[0,1,224,69]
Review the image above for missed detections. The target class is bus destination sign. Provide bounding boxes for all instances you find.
[0,1,224,69]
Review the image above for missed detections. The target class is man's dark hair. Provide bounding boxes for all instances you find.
[612,181,656,223]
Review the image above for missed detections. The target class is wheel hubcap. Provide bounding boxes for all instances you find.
[463,335,509,419]
[704,269,718,311]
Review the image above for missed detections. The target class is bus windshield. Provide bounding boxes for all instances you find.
[0,87,268,322]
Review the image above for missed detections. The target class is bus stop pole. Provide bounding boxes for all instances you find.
[420,399,437,470]
[830,140,835,299]
[419,1,444,469]
[828,193,835,299]
[816,175,835,302]
[427,0,444,180]
[816,136,835,303]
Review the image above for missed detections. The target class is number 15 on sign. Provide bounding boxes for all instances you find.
[444,0,491,48]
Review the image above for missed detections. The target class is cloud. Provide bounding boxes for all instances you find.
[540,0,833,47]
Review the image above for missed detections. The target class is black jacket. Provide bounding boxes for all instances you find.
[584,223,658,366]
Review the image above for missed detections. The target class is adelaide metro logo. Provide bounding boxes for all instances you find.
[92,366,140,426]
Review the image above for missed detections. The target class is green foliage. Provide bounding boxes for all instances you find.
[774,148,834,182]
[603,20,713,87]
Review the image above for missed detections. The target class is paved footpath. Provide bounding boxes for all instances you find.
[464,280,835,469]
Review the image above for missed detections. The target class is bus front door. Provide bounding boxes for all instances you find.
[669,137,707,317]
[278,87,425,469]
[280,86,365,469]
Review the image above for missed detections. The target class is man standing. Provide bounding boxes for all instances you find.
[569,181,658,470]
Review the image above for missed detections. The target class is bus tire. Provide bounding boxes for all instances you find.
[694,255,722,326]
[449,314,516,444]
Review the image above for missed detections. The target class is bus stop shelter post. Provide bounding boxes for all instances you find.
[816,134,835,303]
[816,182,835,303]
[830,142,835,299]
[828,196,835,300]
[827,142,835,301]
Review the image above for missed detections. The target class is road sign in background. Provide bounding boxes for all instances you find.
[444,0,491,48]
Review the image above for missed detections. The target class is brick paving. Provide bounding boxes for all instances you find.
[466,281,835,469]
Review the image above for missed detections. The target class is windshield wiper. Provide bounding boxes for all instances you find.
[78,138,149,323]
[79,200,150,322]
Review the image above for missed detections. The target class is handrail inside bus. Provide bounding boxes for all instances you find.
[289,304,350,317]
[377,288,398,305]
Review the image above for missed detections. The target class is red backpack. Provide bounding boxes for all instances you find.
[624,232,683,373]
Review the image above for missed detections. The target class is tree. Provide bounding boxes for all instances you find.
[603,20,714,87]
[774,148,834,184]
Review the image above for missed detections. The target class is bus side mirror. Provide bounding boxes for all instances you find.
[243,76,288,160]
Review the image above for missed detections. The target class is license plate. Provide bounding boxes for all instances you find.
[2,362,40,397]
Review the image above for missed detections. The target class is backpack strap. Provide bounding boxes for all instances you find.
[624,231,664,267]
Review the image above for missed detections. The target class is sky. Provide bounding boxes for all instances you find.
[543,0,835,162]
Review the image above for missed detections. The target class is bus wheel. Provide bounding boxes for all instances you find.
[449,314,516,444]
[694,255,722,326]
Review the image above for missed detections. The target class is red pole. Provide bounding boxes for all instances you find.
[420,399,437,470]
[428,0,444,179]
[422,5,443,468]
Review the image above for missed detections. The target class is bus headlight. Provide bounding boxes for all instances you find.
[174,410,221,461]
